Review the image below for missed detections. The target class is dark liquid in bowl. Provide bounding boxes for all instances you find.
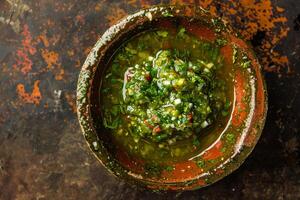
[99,19,234,163]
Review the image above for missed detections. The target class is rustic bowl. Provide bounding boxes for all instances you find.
[77,5,267,190]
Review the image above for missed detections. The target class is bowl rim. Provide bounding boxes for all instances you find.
[76,5,268,191]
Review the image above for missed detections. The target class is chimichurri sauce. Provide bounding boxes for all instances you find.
[101,27,233,162]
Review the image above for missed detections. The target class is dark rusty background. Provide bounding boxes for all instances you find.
[0,0,300,199]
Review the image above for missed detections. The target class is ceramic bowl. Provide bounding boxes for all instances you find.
[77,5,267,190]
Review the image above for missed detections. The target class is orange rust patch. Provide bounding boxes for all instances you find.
[84,47,92,56]
[75,15,85,24]
[65,93,77,113]
[13,24,36,74]
[203,140,223,160]
[41,49,59,68]
[41,49,64,80]
[16,80,42,105]
[21,24,36,55]
[106,6,127,26]
[276,6,285,13]
[94,1,104,11]
[14,50,33,74]
[38,34,49,47]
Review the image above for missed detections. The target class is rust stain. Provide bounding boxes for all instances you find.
[84,47,92,56]
[75,15,85,25]
[106,6,127,26]
[40,49,64,80]
[65,93,77,113]
[75,60,81,68]
[41,49,58,69]
[14,50,33,74]
[198,0,290,73]
[276,6,285,13]
[13,24,36,74]
[16,80,42,105]
[95,2,103,11]
[38,34,49,47]
[21,24,36,54]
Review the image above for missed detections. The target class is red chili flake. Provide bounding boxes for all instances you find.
[145,73,152,81]
[151,115,158,122]
[126,73,132,82]
[153,126,161,134]
[187,113,193,123]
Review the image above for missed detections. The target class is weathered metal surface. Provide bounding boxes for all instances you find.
[0,0,300,199]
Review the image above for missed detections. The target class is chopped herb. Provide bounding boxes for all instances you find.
[226,133,235,144]
[165,165,174,171]
[177,27,186,38]
[157,31,169,38]
[100,27,233,161]
[241,54,251,68]
[196,160,205,168]
[162,9,173,17]
[216,38,228,46]
[193,138,200,146]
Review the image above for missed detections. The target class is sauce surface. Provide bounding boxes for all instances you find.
[100,26,234,162]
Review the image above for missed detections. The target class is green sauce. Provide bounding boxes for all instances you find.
[101,27,233,162]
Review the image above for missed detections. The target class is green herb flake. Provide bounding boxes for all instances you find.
[226,133,235,144]
[177,27,186,38]
[196,160,205,168]
[165,165,174,172]
[157,31,169,38]
[162,10,173,17]
[193,139,200,146]
[216,38,228,46]
[242,60,251,69]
